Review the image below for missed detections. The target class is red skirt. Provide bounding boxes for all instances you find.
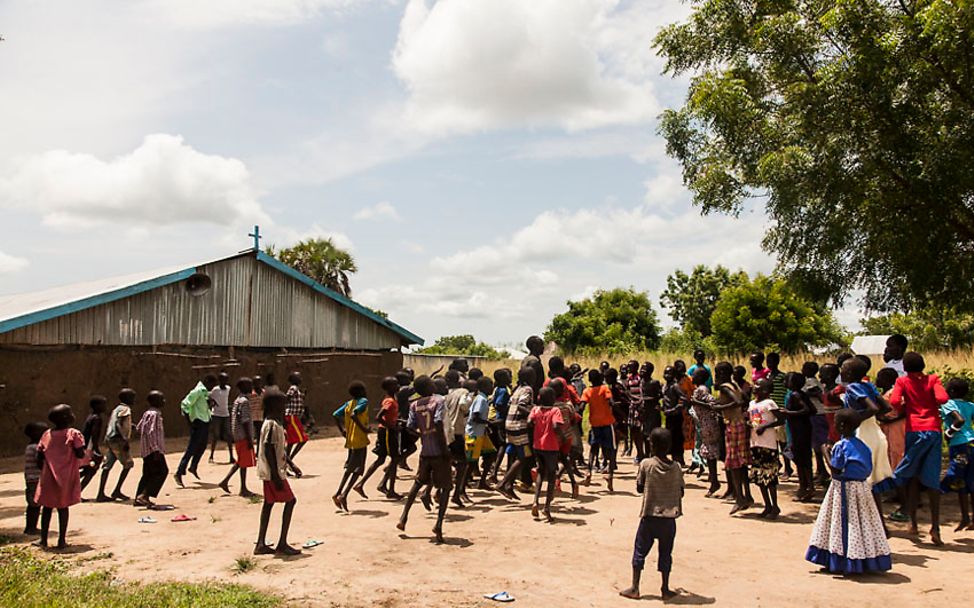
[263,480,294,503]
[284,415,308,445]
[724,420,752,469]
[235,440,256,468]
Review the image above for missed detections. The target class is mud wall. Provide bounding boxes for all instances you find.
[0,345,403,456]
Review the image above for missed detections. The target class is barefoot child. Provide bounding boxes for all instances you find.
[806,409,892,573]
[582,369,617,491]
[781,372,816,502]
[134,391,168,507]
[174,374,217,488]
[332,381,370,511]
[79,396,106,494]
[528,387,565,522]
[219,378,256,498]
[689,368,721,496]
[940,378,974,530]
[711,363,751,510]
[748,379,783,519]
[496,367,536,499]
[464,376,496,491]
[208,372,234,464]
[255,389,301,556]
[284,372,309,474]
[97,389,135,502]
[620,428,683,601]
[355,377,402,499]
[23,422,47,535]
[35,404,86,549]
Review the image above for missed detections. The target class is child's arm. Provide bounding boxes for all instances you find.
[331,404,348,437]
[264,441,286,489]
[755,410,785,435]
[945,410,967,440]
[822,444,838,476]
[351,401,370,435]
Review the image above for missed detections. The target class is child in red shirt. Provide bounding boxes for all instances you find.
[528,387,565,522]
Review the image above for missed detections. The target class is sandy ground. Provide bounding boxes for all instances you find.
[0,435,970,607]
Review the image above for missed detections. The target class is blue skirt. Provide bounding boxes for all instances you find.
[941,443,974,494]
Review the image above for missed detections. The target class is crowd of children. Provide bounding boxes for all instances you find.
[18,332,974,597]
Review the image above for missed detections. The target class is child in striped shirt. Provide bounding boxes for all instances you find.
[219,378,257,498]
[134,391,167,507]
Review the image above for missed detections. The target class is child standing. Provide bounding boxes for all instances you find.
[711,363,751,511]
[219,378,256,498]
[355,377,402,499]
[661,367,688,467]
[208,372,234,464]
[133,391,168,507]
[748,379,782,519]
[79,396,106,494]
[23,422,47,535]
[940,378,974,531]
[806,409,892,573]
[255,389,301,556]
[332,381,370,512]
[35,404,86,549]
[802,362,830,487]
[529,387,565,522]
[781,372,816,502]
[619,428,683,601]
[689,368,721,496]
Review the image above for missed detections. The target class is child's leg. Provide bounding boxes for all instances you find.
[150,454,169,499]
[255,502,274,554]
[397,480,422,531]
[433,482,449,543]
[620,517,653,598]
[490,445,506,483]
[767,483,779,517]
[96,453,114,501]
[706,459,720,495]
[56,508,69,548]
[479,456,492,489]
[341,472,361,501]
[219,465,240,493]
[452,460,468,505]
[632,427,645,462]
[334,469,353,509]
[38,507,52,547]
[742,467,754,502]
[208,424,218,461]
[543,462,557,518]
[927,488,942,544]
[382,455,401,497]
[238,468,252,496]
[276,498,298,554]
[290,441,306,463]
[958,492,971,529]
[873,492,889,537]
[532,464,544,512]
[656,518,676,598]
[111,462,132,500]
[357,454,385,490]
[907,477,921,534]
[25,482,40,534]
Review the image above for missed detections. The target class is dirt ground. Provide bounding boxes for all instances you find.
[0,436,969,607]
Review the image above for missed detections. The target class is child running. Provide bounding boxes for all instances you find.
[97,389,136,502]
[23,422,47,535]
[529,387,565,522]
[284,372,309,474]
[134,391,168,507]
[35,404,86,549]
[465,376,496,492]
[355,376,402,500]
[495,367,535,500]
[219,378,256,498]
[254,389,301,556]
[620,428,683,601]
[940,378,974,531]
[79,396,106,494]
[806,409,892,574]
[332,381,370,512]
[582,369,617,491]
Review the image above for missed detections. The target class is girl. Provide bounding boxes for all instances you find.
[355,377,402,499]
[780,372,816,502]
[713,362,751,512]
[529,387,566,522]
[35,404,86,549]
[690,368,722,496]
[748,379,782,519]
[940,378,974,531]
[806,408,892,574]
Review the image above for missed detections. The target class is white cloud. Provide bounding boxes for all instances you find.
[267,223,355,252]
[144,0,372,28]
[0,134,269,229]
[392,0,667,135]
[353,201,401,222]
[0,251,29,274]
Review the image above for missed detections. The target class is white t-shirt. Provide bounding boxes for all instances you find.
[209,386,230,417]
[257,418,287,481]
[884,360,905,378]
[748,399,779,450]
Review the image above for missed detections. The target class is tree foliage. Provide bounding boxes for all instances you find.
[655,0,974,311]
[267,238,357,297]
[416,335,509,360]
[545,288,662,355]
[861,306,974,351]
[710,274,842,353]
[660,265,748,336]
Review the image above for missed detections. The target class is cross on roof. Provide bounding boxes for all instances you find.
[248,225,262,250]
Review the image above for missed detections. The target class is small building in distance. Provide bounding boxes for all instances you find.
[0,249,423,454]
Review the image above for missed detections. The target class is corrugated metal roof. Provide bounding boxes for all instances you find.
[0,250,423,346]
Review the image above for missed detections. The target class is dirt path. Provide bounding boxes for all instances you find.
[0,436,968,607]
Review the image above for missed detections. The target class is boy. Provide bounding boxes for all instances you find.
[687,349,713,389]
[880,352,948,545]
[23,422,48,534]
[941,378,974,530]
[765,352,793,479]
[444,373,473,506]
[619,428,683,601]
[582,369,616,491]
[97,388,136,502]
[465,376,495,492]
[79,396,107,494]
[355,376,402,500]
[208,372,234,464]
[174,374,216,488]
[496,367,535,499]
[521,335,546,398]
[255,389,301,556]
[397,376,452,543]
[549,378,581,499]
[529,386,565,522]
[487,369,512,485]
[284,372,309,473]
[883,334,908,377]
[219,378,256,497]
[749,351,770,383]
[134,391,168,507]
[332,381,370,512]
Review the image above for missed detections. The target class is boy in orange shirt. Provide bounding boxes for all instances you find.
[582,369,616,492]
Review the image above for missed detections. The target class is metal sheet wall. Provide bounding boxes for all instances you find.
[0,256,401,349]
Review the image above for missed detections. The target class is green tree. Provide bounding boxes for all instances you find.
[710,275,842,353]
[545,288,662,355]
[416,335,509,360]
[861,306,974,351]
[655,0,974,311]
[267,238,357,297]
[660,265,748,336]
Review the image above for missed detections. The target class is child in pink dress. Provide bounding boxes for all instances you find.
[35,404,86,549]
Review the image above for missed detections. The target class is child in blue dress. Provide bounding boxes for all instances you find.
[940,378,974,531]
[806,409,892,574]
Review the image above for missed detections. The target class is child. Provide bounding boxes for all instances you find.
[255,389,301,556]
[134,391,168,507]
[883,334,908,377]
[23,422,48,535]
[748,379,782,519]
[661,367,687,467]
[802,362,830,487]
[689,368,721,496]
[619,428,683,601]
[750,352,770,384]
[397,376,452,544]
[465,376,496,492]
[219,378,256,498]
[641,363,664,436]
[820,363,843,444]
[332,381,370,511]
[444,372,473,506]
[174,374,217,487]
[766,352,792,480]
[940,378,974,531]
[249,376,265,453]
[711,363,751,511]
[35,404,86,549]
[487,368,512,485]
[79,396,106,494]
[549,378,581,499]
[355,377,402,500]
[806,409,892,574]
[528,387,565,522]
[607,368,630,465]
[582,369,617,491]
[496,367,535,500]
[208,372,234,464]
[733,366,752,403]
[626,361,645,461]
[97,388,136,502]
[284,372,309,473]
[875,367,906,470]
[780,372,816,502]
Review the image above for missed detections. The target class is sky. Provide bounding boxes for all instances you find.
[0,0,846,347]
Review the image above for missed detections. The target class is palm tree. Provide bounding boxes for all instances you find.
[267,238,358,297]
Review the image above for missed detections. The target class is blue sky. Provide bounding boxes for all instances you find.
[0,0,824,346]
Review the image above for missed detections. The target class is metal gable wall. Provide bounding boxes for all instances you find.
[0,255,402,350]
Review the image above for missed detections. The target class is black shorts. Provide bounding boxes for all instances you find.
[372,428,400,460]
[210,415,231,441]
[345,447,367,474]
[536,449,560,477]
[449,436,465,463]
[418,455,452,490]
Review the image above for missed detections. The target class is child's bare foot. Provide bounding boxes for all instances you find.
[55,541,67,550]
[275,544,301,556]
[619,587,640,600]
[955,520,970,532]
[95,494,112,503]
[32,539,47,549]
[767,507,780,520]
[433,525,444,544]
[908,523,919,536]
[331,495,342,510]
[396,520,406,532]
[531,504,540,519]
[581,474,591,487]
[661,588,677,600]
[239,489,256,499]
[173,474,184,488]
[719,490,734,500]
[339,495,349,512]
[451,496,465,509]
[967,522,974,531]
[253,543,274,555]
[188,468,200,480]
[571,484,579,500]
[352,484,368,500]
[607,478,614,493]
[420,494,432,512]
[930,528,944,546]
[729,503,744,515]
[385,491,404,501]
[133,496,151,507]
[111,491,130,501]
[543,508,552,522]
[218,481,231,494]
[23,528,40,536]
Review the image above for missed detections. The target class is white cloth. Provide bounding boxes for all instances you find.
[808,479,891,564]
[856,416,893,485]
[209,386,230,417]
